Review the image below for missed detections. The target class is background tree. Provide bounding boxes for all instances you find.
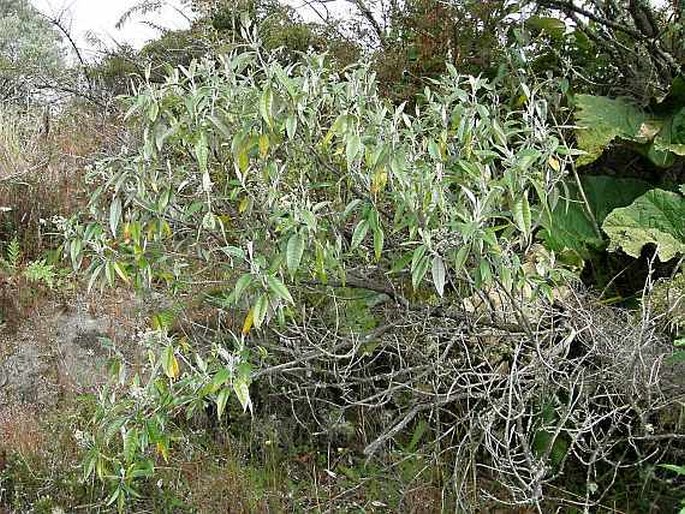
[0,0,66,103]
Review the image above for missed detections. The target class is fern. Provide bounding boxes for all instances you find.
[0,236,22,272]
[24,259,56,288]
[7,237,21,270]
[151,308,178,331]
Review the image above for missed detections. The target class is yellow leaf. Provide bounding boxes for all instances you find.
[160,220,172,237]
[169,354,179,379]
[237,150,249,172]
[259,134,270,158]
[548,156,561,172]
[371,168,388,194]
[242,308,254,334]
[112,261,129,283]
[239,197,250,214]
[156,441,169,462]
[162,345,180,379]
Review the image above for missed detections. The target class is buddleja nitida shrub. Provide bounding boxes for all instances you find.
[63,29,572,507]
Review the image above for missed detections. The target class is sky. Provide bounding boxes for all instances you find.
[26,0,674,59]
[30,0,192,59]
[28,0,352,60]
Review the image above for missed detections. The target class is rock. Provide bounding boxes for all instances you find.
[0,292,143,410]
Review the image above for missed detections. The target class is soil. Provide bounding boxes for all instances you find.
[0,288,148,414]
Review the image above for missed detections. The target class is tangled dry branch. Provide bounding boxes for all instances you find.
[236,286,685,510]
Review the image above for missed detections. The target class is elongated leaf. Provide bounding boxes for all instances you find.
[233,374,252,413]
[512,194,531,236]
[285,115,297,139]
[267,275,294,304]
[211,368,231,392]
[242,308,254,334]
[216,388,230,420]
[286,233,305,276]
[373,227,384,261]
[454,245,469,273]
[234,273,253,301]
[202,212,216,231]
[109,197,122,236]
[660,464,685,476]
[431,255,447,297]
[260,87,274,127]
[253,293,269,328]
[161,345,180,379]
[412,254,430,290]
[346,134,362,168]
[351,219,369,249]
[195,134,209,173]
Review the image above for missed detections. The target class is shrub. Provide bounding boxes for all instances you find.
[64,30,684,511]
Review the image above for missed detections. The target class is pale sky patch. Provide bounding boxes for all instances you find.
[30,0,191,60]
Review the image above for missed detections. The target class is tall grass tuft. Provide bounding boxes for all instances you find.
[0,103,122,259]
[0,105,45,179]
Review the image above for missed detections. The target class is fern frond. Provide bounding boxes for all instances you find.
[24,259,56,288]
[151,308,178,331]
[6,237,21,271]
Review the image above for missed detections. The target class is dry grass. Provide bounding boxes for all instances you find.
[0,104,125,259]
[0,405,45,461]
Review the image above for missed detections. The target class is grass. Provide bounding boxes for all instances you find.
[0,104,122,261]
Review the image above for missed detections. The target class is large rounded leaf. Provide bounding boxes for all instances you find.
[540,176,651,257]
[602,188,685,261]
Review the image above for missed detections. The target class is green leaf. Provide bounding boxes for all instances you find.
[253,293,269,328]
[654,107,685,156]
[478,259,492,285]
[233,273,253,302]
[512,193,531,236]
[195,133,209,173]
[70,238,82,269]
[525,16,567,39]
[161,345,180,379]
[109,197,122,236]
[346,134,362,168]
[602,188,685,261]
[660,464,685,476]
[453,245,469,273]
[266,275,294,304]
[106,486,121,506]
[412,253,430,290]
[285,115,297,139]
[87,264,103,293]
[666,350,685,364]
[211,368,231,392]
[233,373,252,413]
[540,176,651,256]
[351,219,369,249]
[286,233,305,276]
[574,95,646,166]
[260,87,274,127]
[574,83,685,167]
[216,388,230,420]
[431,255,446,297]
[202,212,216,231]
[373,227,384,261]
